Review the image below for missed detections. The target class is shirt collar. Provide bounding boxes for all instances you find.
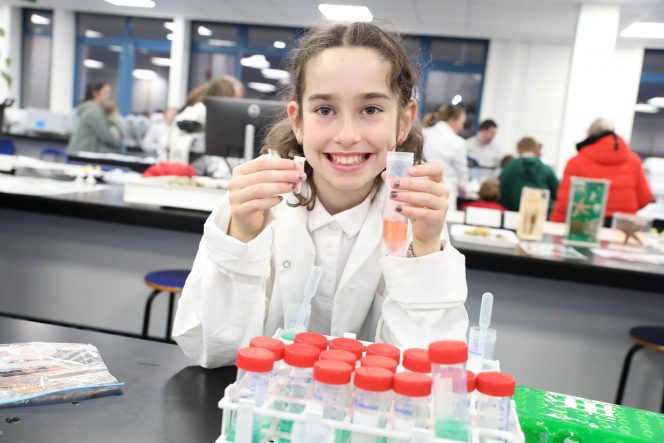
[307,192,373,237]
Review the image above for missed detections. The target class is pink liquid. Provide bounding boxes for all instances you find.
[383,218,408,253]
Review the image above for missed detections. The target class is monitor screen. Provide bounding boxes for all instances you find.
[204,97,286,159]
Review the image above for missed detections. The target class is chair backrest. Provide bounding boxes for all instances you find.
[39,146,67,162]
[0,139,15,155]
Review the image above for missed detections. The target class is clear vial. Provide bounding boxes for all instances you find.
[313,360,354,420]
[402,348,431,374]
[250,336,286,395]
[294,332,329,352]
[392,372,432,432]
[351,366,393,443]
[365,343,401,363]
[319,349,358,368]
[360,355,398,374]
[329,337,364,361]
[383,151,414,256]
[428,340,469,442]
[475,371,516,443]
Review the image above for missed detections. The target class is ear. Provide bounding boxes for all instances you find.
[398,100,418,144]
[287,101,303,144]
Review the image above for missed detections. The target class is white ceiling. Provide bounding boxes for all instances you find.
[8,0,664,44]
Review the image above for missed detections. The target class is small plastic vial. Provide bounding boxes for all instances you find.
[250,336,286,395]
[365,343,400,363]
[466,370,476,394]
[475,371,516,442]
[392,372,432,431]
[428,340,469,441]
[402,348,431,373]
[294,332,329,352]
[351,366,393,443]
[313,360,354,420]
[360,355,398,374]
[329,337,364,360]
[383,151,414,256]
[278,343,321,437]
[320,349,358,368]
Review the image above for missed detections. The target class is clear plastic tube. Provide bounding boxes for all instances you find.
[383,151,414,256]
[475,372,516,443]
[392,372,432,433]
[351,366,393,443]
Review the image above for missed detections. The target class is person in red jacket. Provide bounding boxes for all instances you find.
[550,118,653,222]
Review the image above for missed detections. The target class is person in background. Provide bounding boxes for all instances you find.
[499,136,558,214]
[423,104,469,210]
[66,81,123,154]
[466,119,501,168]
[550,118,653,221]
[461,179,506,212]
[142,107,178,159]
[422,111,438,128]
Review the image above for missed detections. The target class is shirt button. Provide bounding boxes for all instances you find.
[282,260,291,269]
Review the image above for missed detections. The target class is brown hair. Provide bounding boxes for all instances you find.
[517,136,539,153]
[261,22,423,209]
[437,104,466,123]
[479,179,500,202]
[182,75,244,111]
[422,111,438,128]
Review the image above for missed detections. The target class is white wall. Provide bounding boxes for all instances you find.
[50,9,75,113]
[0,6,21,105]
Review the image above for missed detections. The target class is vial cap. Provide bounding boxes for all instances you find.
[236,347,275,373]
[476,371,516,397]
[402,348,431,373]
[393,372,432,397]
[428,340,468,365]
[329,337,364,359]
[284,343,321,368]
[320,349,357,367]
[249,336,285,360]
[366,343,401,363]
[313,360,353,385]
[466,370,476,393]
[353,366,393,392]
[294,332,328,351]
[360,355,398,373]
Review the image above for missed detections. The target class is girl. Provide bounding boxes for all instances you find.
[173,22,468,368]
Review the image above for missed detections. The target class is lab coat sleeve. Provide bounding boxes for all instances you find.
[376,234,469,346]
[172,196,274,368]
[453,141,469,191]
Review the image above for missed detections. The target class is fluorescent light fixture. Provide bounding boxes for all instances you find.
[248,82,277,93]
[133,69,158,80]
[198,25,212,37]
[261,68,290,80]
[647,97,664,108]
[318,4,373,22]
[273,40,286,49]
[166,33,173,41]
[83,59,105,69]
[241,55,270,69]
[104,0,155,7]
[451,94,462,105]
[621,22,664,39]
[30,14,51,26]
[109,45,123,52]
[208,39,236,47]
[163,22,175,31]
[635,103,659,113]
[150,57,172,67]
[85,30,103,38]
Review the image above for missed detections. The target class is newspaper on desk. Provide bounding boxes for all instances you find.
[0,342,124,408]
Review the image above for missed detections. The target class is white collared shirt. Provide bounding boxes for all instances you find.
[305,196,372,334]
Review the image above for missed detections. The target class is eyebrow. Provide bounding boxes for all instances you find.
[307,92,392,102]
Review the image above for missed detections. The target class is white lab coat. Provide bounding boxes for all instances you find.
[173,185,469,368]
[423,121,469,209]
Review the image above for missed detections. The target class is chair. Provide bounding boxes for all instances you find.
[0,139,15,155]
[142,270,189,341]
[614,326,664,413]
[39,146,67,162]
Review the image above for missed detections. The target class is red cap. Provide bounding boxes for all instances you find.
[393,372,432,397]
[366,343,401,363]
[320,349,357,367]
[313,360,353,385]
[330,338,364,359]
[476,372,516,397]
[283,343,321,368]
[402,348,431,373]
[249,336,285,360]
[236,347,275,373]
[428,340,468,365]
[466,370,476,393]
[353,366,393,392]
[294,332,328,351]
[361,355,398,373]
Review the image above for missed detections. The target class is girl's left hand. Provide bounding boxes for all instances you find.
[382,163,449,256]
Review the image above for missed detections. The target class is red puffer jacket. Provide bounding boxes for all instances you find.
[550,133,653,222]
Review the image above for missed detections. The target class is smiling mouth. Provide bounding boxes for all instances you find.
[325,153,371,165]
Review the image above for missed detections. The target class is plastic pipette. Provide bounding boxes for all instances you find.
[478,292,494,361]
[295,266,323,328]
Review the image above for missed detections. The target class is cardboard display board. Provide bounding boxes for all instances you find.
[563,177,610,247]
[517,187,550,241]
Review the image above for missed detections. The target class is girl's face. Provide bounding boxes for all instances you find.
[288,47,416,210]
[94,85,112,105]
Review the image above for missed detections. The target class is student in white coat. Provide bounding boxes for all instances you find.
[423,105,469,210]
[173,22,469,368]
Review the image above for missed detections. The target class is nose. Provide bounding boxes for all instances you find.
[332,115,361,147]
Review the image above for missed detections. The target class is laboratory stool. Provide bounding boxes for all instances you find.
[0,139,15,155]
[39,146,67,162]
[614,326,664,413]
[142,270,189,341]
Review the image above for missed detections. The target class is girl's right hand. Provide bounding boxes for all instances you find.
[227,156,305,243]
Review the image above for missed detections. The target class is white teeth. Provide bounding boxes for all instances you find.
[331,154,365,165]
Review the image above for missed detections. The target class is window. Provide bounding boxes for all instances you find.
[22,9,53,109]
[632,50,664,157]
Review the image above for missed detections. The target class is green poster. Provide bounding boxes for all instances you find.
[563,177,610,246]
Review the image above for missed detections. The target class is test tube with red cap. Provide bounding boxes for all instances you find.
[277,343,321,434]
[329,337,364,360]
[250,336,286,394]
[475,371,516,438]
[402,348,431,373]
[351,366,393,443]
[366,343,400,363]
[392,372,432,432]
[312,360,354,421]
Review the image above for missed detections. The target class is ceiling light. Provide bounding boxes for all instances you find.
[163,22,175,31]
[85,30,103,38]
[208,39,236,47]
[197,25,212,37]
[261,68,290,80]
[273,40,286,49]
[621,22,664,39]
[150,57,171,67]
[647,97,664,108]
[241,55,270,69]
[166,33,173,41]
[451,94,462,105]
[109,45,123,52]
[318,4,373,22]
[30,14,51,26]
[248,82,277,93]
[133,69,158,80]
[104,0,156,7]
[83,59,105,69]
[635,103,659,113]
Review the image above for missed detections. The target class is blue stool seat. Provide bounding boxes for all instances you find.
[142,270,189,341]
[39,146,67,162]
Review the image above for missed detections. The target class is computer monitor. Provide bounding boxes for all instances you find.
[204,97,286,161]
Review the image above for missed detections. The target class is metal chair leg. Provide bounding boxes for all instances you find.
[142,289,161,338]
[615,344,643,405]
[166,292,176,341]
